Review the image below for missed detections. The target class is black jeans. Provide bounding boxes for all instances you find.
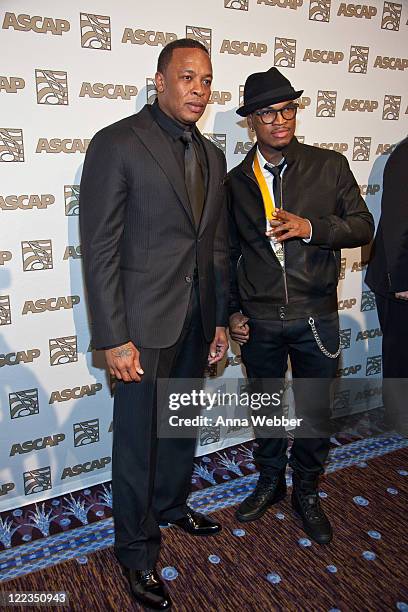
[112,281,209,570]
[241,311,340,476]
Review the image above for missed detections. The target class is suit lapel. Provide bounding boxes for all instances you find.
[198,135,221,236]
[131,112,195,228]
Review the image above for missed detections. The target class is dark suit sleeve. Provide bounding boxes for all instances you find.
[213,154,229,327]
[79,130,130,350]
[308,154,374,250]
[226,178,242,318]
[381,142,408,292]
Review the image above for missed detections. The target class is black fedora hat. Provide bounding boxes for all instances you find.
[237,67,303,117]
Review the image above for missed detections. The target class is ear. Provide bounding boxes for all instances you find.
[247,114,254,132]
[155,71,165,93]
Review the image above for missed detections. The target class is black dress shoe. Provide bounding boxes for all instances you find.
[170,509,221,536]
[291,474,333,545]
[124,567,172,610]
[235,470,287,522]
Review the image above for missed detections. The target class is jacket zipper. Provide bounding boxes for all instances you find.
[279,175,289,304]
[244,167,289,305]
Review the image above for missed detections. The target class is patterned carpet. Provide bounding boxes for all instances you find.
[1,434,407,611]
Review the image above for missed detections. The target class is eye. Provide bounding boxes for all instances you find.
[203,79,212,86]
[183,75,192,80]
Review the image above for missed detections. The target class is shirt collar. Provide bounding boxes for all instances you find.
[151,100,197,141]
[255,146,286,177]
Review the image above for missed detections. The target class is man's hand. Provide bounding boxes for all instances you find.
[266,209,311,242]
[208,327,229,364]
[229,312,250,346]
[105,341,144,383]
[395,291,408,300]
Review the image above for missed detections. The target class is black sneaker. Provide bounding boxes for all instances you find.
[291,477,332,545]
[235,470,287,522]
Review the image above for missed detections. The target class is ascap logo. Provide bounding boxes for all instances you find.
[366,355,382,376]
[200,425,221,446]
[79,82,138,100]
[303,49,344,64]
[382,95,401,120]
[22,239,53,271]
[257,0,303,8]
[339,328,352,349]
[352,137,371,161]
[208,91,232,105]
[74,419,100,446]
[203,133,227,153]
[338,3,376,18]
[35,70,68,105]
[64,185,79,216]
[0,482,15,497]
[220,40,267,56]
[356,328,382,341]
[297,97,311,110]
[0,295,11,326]
[0,194,55,210]
[61,456,111,480]
[225,0,249,9]
[122,28,177,46]
[376,143,397,155]
[22,295,80,315]
[338,298,356,310]
[49,336,78,366]
[63,245,81,260]
[23,466,52,495]
[0,349,41,368]
[361,290,376,311]
[343,99,378,113]
[0,128,24,162]
[80,13,111,50]
[0,76,25,93]
[381,2,402,30]
[316,91,337,117]
[359,184,380,196]
[36,138,90,154]
[186,26,212,56]
[336,364,362,377]
[274,37,297,68]
[9,388,39,419]
[354,384,382,402]
[2,13,70,35]
[10,433,65,456]
[309,0,331,21]
[0,251,12,265]
[234,141,253,154]
[239,85,245,106]
[146,78,157,105]
[339,257,347,280]
[351,260,368,272]
[348,45,369,73]
[374,56,408,71]
[49,383,102,404]
[332,390,350,415]
[313,142,348,153]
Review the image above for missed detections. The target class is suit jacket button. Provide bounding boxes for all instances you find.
[185,275,192,283]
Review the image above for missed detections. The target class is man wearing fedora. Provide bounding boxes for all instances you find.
[227,67,374,543]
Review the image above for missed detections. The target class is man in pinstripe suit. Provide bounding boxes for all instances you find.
[80,39,228,610]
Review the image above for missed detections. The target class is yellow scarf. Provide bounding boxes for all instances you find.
[253,153,276,220]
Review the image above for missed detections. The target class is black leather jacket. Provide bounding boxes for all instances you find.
[226,137,374,320]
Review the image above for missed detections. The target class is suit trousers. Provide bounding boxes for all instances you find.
[240,312,340,476]
[375,293,408,434]
[112,280,209,570]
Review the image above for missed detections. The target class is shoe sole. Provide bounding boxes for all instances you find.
[167,524,222,536]
[292,510,333,545]
[235,491,287,523]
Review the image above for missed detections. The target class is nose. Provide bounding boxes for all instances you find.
[273,110,286,125]
[191,78,205,97]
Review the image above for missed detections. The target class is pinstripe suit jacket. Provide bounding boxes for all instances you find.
[79,104,228,349]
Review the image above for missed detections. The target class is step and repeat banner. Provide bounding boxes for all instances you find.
[1,0,407,512]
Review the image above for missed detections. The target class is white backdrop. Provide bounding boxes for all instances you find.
[1,0,407,512]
